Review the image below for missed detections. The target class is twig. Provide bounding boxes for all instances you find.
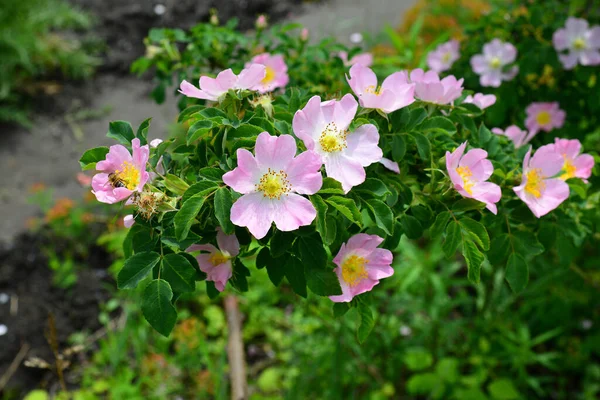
[224,295,247,400]
[0,343,30,390]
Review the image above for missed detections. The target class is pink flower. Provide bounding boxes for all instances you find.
[491,125,535,148]
[470,39,519,87]
[346,64,415,113]
[513,144,570,218]
[223,132,322,239]
[123,214,135,228]
[246,54,289,93]
[255,14,268,30]
[76,172,92,187]
[409,69,464,105]
[292,94,382,192]
[301,28,309,41]
[427,39,460,73]
[552,138,595,182]
[445,142,502,214]
[463,93,496,109]
[338,51,373,67]
[91,138,150,204]
[329,234,394,302]
[179,64,266,102]
[187,229,239,292]
[553,17,600,69]
[380,157,400,174]
[525,102,566,134]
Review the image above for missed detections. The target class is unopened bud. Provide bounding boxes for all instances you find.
[301,28,309,42]
[256,15,268,30]
[250,94,274,118]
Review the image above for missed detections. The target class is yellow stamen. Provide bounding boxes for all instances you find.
[256,168,291,200]
[208,251,229,266]
[524,168,545,198]
[442,52,452,63]
[319,122,348,153]
[114,161,141,190]
[456,166,474,195]
[573,37,586,50]
[536,111,551,126]
[560,158,577,180]
[341,255,368,287]
[365,85,383,96]
[262,66,276,84]
[489,57,501,69]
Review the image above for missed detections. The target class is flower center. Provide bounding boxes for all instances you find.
[525,168,545,198]
[489,57,501,69]
[560,158,577,180]
[365,85,383,96]
[573,37,586,50]
[536,111,551,126]
[341,255,369,287]
[442,52,452,63]
[456,166,474,195]
[319,122,348,153]
[208,251,230,266]
[262,66,276,84]
[256,168,291,199]
[114,161,140,190]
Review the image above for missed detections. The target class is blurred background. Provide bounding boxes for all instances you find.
[1,0,599,399]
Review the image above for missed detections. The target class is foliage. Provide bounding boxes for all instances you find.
[0,0,101,127]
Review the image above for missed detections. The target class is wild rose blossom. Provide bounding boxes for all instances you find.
[463,93,496,110]
[553,17,600,69]
[329,234,394,303]
[255,14,267,30]
[380,158,400,174]
[292,94,383,192]
[346,64,415,113]
[338,51,373,67]
[446,142,502,214]
[179,64,266,102]
[187,229,239,292]
[491,125,535,148]
[245,53,289,93]
[513,144,570,218]
[552,138,595,182]
[409,69,464,105]
[92,138,150,204]
[223,132,322,239]
[427,39,460,73]
[525,102,566,134]
[470,39,519,87]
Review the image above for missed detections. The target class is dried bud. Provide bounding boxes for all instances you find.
[250,94,274,118]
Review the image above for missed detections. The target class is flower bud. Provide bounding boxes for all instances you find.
[256,15,267,30]
[250,94,274,118]
[301,28,309,42]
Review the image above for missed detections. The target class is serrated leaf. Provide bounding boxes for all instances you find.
[117,251,161,289]
[326,196,362,227]
[505,253,528,293]
[214,188,235,234]
[442,221,461,258]
[391,135,406,161]
[318,177,345,194]
[365,199,394,235]
[230,124,264,139]
[400,214,423,240]
[460,217,490,251]
[174,193,206,240]
[136,118,152,145]
[355,178,390,197]
[285,256,307,298]
[230,259,250,292]
[429,211,451,239]
[488,234,510,265]
[478,123,492,145]
[163,174,190,196]
[79,147,109,170]
[107,121,135,145]
[333,302,350,317]
[270,230,295,258]
[418,116,456,135]
[187,120,213,144]
[463,240,484,284]
[161,253,196,293]
[357,303,374,343]
[305,266,342,296]
[298,236,327,269]
[413,132,431,161]
[311,195,329,243]
[141,279,177,337]
[452,198,486,212]
[182,181,219,203]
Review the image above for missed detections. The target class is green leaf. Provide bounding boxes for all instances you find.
[417,116,456,135]
[355,178,390,197]
[298,236,327,270]
[505,253,528,293]
[311,195,330,244]
[413,132,431,161]
[182,181,219,203]
[198,167,224,182]
[357,303,374,343]
[400,214,423,240]
[318,177,345,194]
[161,253,196,293]
[141,279,177,337]
[107,121,135,145]
[478,123,492,145]
[187,120,213,144]
[404,347,434,371]
[391,135,406,161]
[429,211,451,239]
[365,199,394,235]
[131,225,159,254]
[452,198,486,212]
[487,234,510,265]
[488,379,519,400]
[79,147,109,170]
[230,124,264,139]
[305,267,342,296]
[230,259,250,292]
[136,118,152,145]
[214,188,235,234]
[512,231,544,258]
[463,240,484,284]
[333,302,350,317]
[270,230,295,258]
[206,281,220,298]
[460,217,490,251]
[442,221,461,258]
[326,196,362,227]
[163,174,190,195]
[117,252,161,289]
[257,247,285,286]
[174,193,206,240]
[285,256,307,298]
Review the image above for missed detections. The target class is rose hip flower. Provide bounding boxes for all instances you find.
[525,102,566,134]
[338,51,374,67]
[179,64,266,102]
[491,125,535,148]
[513,144,570,218]
[470,39,519,87]
[246,53,289,93]
[446,142,502,214]
[92,138,150,204]
[380,157,400,174]
[552,138,595,182]
[187,229,239,292]
[553,17,600,69]
[292,94,382,192]
[329,234,393,302]
[223,132,322,239]
[409,69,464,105]
[463,93,496,109]
[427,39,460,73]
[346,64,415,113]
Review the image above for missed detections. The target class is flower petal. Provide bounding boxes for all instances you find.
[272,193,317,232]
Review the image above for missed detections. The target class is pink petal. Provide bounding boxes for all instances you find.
[272,193,317,232]
[324,153,366,193]
[237,64,267,90]
[559,52,579,69]
[329,275,355,302]
[179,80,214,100]
[187,243,218,253]
[345,124,382,167]
[530,144,564,177]
[345,233,384,252]
[471,181,502,215]
[292,95,324,147]
[255,132,297,170]
[96,143,132,171]
[285,150,323,195]
[217,229,240,257]
[123,215,135,228]
[553,28,569,51]
[223,149,262,194]
[573,154,594,180]
[214,68,238,91]
[230,192,274,239]
[379,157,400,174]
[333,94,358,130]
